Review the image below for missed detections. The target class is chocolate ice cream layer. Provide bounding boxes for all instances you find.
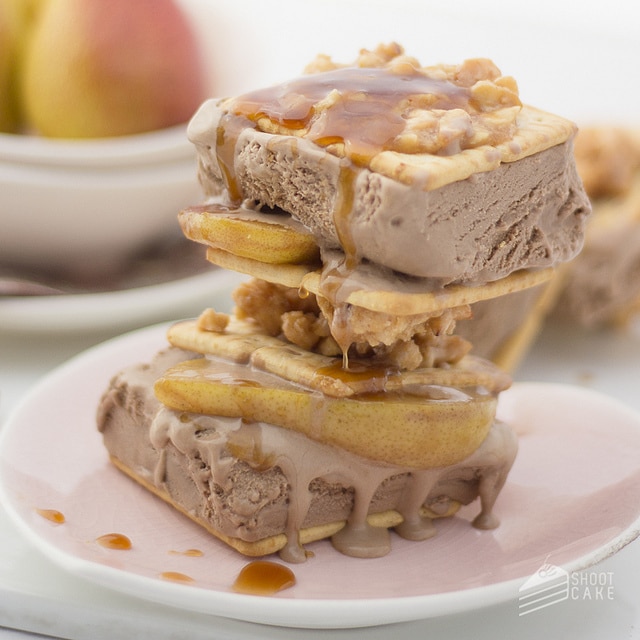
[191,122,587,286]
[97,348,517,563]
[555,126,640,326]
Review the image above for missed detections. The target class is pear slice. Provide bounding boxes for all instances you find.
[154,356,497,469]
[179,205,320,265]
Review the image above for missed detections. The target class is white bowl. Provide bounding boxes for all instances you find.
[0,124,202,276]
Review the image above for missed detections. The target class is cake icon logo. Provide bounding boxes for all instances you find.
[518,563,570,616]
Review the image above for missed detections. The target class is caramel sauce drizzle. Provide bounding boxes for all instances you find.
[333,164,358,268]
[232,560,296,596]
[216,112,252,203]
[229,67,470,165]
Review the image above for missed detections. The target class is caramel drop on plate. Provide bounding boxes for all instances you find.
[96,533,132,550]
[169,548,204,557]
[160,571,195,584]
[232,560,296,595]
[36,509,65,524]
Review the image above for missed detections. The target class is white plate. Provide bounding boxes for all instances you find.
[1,325,640,629]
[0,269,245,334]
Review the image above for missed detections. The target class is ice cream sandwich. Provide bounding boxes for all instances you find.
[187,43,588,288]
[97,44,590,563]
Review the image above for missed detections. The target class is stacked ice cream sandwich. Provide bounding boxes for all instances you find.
[98,44,590,562]
[553,126,640,327]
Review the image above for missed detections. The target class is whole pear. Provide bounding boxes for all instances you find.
[0,0,46,132]
[0,0,24,132]
[21,0,207,138]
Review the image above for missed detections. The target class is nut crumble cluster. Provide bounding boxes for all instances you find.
[253,42,522,159]
[574,126,640,200]
[198,279,472,372]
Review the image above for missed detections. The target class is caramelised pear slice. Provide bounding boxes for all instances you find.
[153,355,498,469]
[179,204,320,265]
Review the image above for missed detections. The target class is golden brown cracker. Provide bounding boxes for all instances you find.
[205,245,555,316]
[371,106,576,191]
[206,247,315,289]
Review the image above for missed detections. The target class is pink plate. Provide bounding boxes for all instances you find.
[1,324,640,629]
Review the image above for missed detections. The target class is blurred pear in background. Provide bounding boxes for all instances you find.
[0,0,206,138]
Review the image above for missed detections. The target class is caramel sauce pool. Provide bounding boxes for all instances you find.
[230,66,470,165]
[96,533,132,550]
[232,560,296,596]
[36,508,65,524]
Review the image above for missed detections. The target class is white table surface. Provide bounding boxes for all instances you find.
[1,298,640,639]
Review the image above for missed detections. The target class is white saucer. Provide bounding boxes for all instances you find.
[0,269,245,333]
[1,324,640,629]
